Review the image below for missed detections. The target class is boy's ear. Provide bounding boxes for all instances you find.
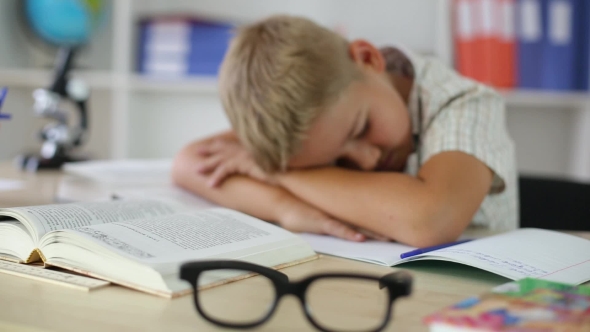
[349,39,386,73]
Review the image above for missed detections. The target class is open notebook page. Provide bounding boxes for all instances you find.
[300,229,590,285]
[299,233,415,266]
[416,228,590,285]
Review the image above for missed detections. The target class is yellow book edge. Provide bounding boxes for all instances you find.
[26,248,47,264]
[0,248,47,265]
[2,249,320,298]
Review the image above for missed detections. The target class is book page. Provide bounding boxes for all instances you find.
[2,199,184,241]
[41,208,315,296]
[113,184,218,211]
[415,228,590,285]
[59,208,305,267]
[299,233,415,266]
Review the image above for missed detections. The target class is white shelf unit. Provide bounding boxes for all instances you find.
[0,0,589,181]
[2,67,588,107]
[129,75,218,93]
[0,68,115,90]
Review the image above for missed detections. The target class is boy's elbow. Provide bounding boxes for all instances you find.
[403,227,462,248]
[395,194,467,248]
[171,145,194,188]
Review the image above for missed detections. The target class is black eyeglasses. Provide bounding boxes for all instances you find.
[180,260,412,332]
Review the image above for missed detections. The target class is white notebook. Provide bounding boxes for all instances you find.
[62,159,172,185]
[300,229,590,285]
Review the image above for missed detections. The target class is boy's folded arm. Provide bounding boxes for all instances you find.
[276,151,494,247]
[171,136,368,241]
[172,135,291,223]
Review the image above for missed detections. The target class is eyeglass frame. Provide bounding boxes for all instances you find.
[180,260,412,332]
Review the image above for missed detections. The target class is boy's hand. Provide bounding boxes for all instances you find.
[277,197,368,242]
[194,138,275,187]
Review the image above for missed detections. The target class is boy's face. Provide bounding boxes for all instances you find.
[288,68,413,172]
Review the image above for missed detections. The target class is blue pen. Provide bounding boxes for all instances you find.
[400,239,472,259]
[0,87,10,120]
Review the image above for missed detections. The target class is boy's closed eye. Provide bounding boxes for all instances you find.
[348,108,370,141]
[355,118,370,140]
[335,118,373,169]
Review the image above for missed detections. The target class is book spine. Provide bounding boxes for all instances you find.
[25,248,46,264]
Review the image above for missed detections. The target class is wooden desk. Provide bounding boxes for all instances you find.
[0,163,588,332]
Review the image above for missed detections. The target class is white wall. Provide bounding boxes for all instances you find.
[506,107,577,178]
[127,92,228,158]
[1,0,588,181]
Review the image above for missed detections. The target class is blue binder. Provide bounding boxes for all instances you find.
[188,21,233,76]
[137,19,233,77]
[539,0,581,91]
[517,0,545,89]
[577,0,590,91]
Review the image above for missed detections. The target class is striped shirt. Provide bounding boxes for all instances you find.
[386,47,518,230]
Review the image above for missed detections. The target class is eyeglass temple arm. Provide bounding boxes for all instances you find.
[379,271,412,296]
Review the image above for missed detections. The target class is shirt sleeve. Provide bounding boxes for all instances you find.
[420,84,516,194]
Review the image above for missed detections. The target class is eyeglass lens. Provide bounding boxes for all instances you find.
[306,277,390,332]
[197,269,276,325]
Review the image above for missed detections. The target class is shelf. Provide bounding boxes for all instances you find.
[129,75,218,94]
[0,68,115,90]
[500,90,590,109]
[3,68,589,107]
[0,69,219,94]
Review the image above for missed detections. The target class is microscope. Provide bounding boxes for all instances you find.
[17,48,90,171]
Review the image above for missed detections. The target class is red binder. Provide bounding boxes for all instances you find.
[473,0,497,85]
[454,0,478,80]
[453,0,517,88]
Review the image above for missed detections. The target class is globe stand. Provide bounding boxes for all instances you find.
[16,47,90,172]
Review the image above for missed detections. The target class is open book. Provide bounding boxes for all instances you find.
[300,230,590,285]
[0,199,316,298]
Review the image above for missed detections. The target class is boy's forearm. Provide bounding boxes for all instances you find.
[172,145,290,223]
[275,168,440,246]
[276,166,483,247]
[276,152,492,247]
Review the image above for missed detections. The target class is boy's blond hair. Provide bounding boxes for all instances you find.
[219,15,360,172]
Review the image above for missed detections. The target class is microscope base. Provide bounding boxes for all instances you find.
[15,154,87,172]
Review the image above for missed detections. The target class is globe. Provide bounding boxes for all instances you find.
[24,0,109,47]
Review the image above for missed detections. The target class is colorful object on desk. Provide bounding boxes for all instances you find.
[400,239,472,259]
[424,278,590,331]
[0,87,10,120]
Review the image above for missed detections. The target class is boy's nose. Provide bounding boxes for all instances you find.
[344,142,382,171]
